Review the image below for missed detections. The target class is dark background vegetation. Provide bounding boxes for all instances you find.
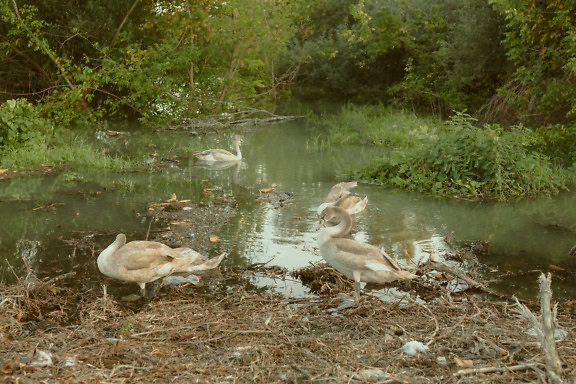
[1,0,575,198]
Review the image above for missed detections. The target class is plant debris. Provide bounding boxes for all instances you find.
[2,271,576,383]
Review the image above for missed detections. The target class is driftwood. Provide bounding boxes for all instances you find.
[165,107,303,134]
[539,273,565,384]
[513,273,567,384]
[420,258,505,298]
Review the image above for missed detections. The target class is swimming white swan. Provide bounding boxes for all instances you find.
[97,234,226,296]
[317,191,368,216]
[193,135,242,162]
[324,181,358,203]
[317,206,417,302]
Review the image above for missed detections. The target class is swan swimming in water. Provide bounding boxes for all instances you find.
[317,206,417,302]
[97,234,226,296]
[193,135,243,162]
[317,190,368,216]
[318,181,368,217]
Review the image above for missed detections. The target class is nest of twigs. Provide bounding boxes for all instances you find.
[2,267,576,383]
[293,262,354,296]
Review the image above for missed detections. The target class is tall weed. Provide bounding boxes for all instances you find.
[355,112,568,200]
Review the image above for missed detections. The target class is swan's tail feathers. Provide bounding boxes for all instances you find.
[183,252,227,272]
[351,196,368,215]
[208,252,227,268]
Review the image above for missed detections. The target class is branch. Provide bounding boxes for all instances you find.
[539,273,565,384]
[10,0,23,24]
[455,363,542,376]
[111,0,141,46]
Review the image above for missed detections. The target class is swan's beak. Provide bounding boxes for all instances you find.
[315,218,326,231]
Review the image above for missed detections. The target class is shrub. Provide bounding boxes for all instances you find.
[0,99,54,151]
[355,112,568,200]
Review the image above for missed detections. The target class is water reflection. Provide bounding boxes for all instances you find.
[0,121,575,301]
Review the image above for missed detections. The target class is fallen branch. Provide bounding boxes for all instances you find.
[422,259,505,298]
[455,363,542,376]
[37,272,77,289]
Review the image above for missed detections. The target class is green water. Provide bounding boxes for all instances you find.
[1,120,575,300]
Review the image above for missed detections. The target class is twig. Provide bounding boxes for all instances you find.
[36,272,77,289]
[455,363,542,376]
[145,216,154,241]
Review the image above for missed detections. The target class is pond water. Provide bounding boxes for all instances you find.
[1,120,575,300]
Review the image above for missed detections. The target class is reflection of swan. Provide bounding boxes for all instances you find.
[317,206,417,302]
[97,234,226,296]
[193,135,242,162]
[317,191,368,216]
[194,160,240,171]
[570,244,576,257]
[324,181,358,203]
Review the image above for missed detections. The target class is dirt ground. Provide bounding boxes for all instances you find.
[1,266,576,384]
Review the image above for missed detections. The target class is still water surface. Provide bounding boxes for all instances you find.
[1,120,575,300]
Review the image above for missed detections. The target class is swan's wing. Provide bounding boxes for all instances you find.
[325,182,357,202]
[333,239,403,271]
[336,196,360,211]
[116,242,182,271]
[194,149,235,161]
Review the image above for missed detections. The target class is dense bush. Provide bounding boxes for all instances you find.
[0,99,54,151]
[347,111,568,200]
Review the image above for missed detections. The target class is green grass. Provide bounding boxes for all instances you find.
[0,134,131,170]
[308,103,441,148]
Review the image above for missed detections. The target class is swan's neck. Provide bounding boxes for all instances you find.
[97,237,124,272]
[234,141,242,160]
[320,212,352,239]
[317,201,335,215]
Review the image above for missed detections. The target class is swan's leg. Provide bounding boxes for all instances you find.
[138,282,146,297]
[354,281,361,303]
[352,271,362,303]
[148,281,161,298]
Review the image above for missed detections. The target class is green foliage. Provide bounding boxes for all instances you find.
[0,0,302,125]
[309,104,439,147]
[489,0,576,123]
[345,111,568,200]
[0,99,54,150]
[0,131,130,170]
[289,0,506,114]
[532,123,576,167]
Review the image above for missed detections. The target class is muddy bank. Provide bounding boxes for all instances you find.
[2,269,576,383]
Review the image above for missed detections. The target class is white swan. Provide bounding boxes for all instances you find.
[317,191,368,216]
[97,234,226,296]
[569,244,576,257]
[317,206,417,302]
[193,135,242,162]
[324,181,358,203]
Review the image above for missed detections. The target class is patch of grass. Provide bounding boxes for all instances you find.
[0,133,131,171]
[308,104,441,148]
[111,177,136,193]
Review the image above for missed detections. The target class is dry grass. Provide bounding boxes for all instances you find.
[2,270,576,383]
